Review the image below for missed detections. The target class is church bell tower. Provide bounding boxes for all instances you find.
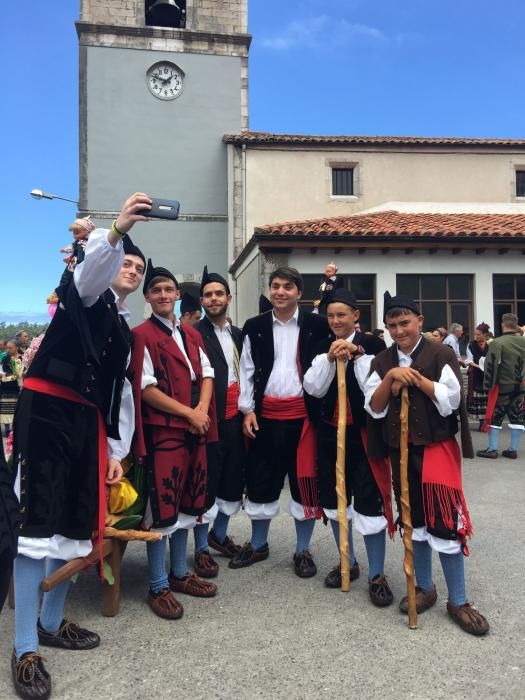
[76,0,250,318]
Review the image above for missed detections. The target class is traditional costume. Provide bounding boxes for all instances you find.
[465,323,490,427]
[478,328,525,459]
[10,228,142,696]
[364,292,489,635]
[231,302,330,575]
[303,288,394,605]
[316,266,344,316]
[193,267,245,571]
[130,260,218,618]
[0,353,22,436]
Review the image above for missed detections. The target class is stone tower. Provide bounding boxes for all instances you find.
[76,0,250,318]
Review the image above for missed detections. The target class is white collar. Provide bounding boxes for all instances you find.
[397,335,423,361]
[153,311,179,331]
[272,306,299,326]
[110,287,131,320]
[211,318,231,332]
[346,331,356,343]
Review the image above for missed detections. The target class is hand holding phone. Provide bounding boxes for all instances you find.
[139,197,180,220]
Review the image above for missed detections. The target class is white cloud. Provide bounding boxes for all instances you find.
[260,14,410,51]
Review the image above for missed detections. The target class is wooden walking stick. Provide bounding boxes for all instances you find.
[400,386,417,628]
[335,359,350,592]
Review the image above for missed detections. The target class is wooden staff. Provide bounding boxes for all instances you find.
[400,386,417,629]
[335,359,350,592]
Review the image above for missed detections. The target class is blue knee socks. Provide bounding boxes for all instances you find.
[14,555,46,657]
[439,551,467,606]
[169,528,190,579]
[510,428,523,452]
[251,519,271,550]
[193,523,209,556]
[413,540,433,591]
[147,537,168,593]
[329,519,357,565]
[211,511,230,544]
[488,427,500,451]
[39,559,69,634]
[363,530,386,580]
[294,518,316,554]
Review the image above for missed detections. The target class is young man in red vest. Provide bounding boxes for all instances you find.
[130,260,218,619]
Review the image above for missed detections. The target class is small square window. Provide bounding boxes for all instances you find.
[332,168,354,196]
[517,170,525,197]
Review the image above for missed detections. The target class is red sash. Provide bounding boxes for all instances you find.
[225,382,240,420]
[23,378,107,575]
[261,396,320,518]
[481,385,499,432]
[421,438,472,545]
[360,428,395,537]
[328,396,353,427]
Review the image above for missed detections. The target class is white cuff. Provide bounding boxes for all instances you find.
[412,526,461,554]
[508,424,525,431]
[244,498,280,520]
[323,506,353,522]
[216,498,242,516]
[352,510,387,536]
[286,498,316,521]
[199,503,219,524]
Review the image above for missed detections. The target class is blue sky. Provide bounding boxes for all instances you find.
[2,0,524,318]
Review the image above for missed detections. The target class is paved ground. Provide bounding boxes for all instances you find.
[0,429,523,700]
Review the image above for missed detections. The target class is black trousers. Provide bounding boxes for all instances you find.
[317,421,383,517]
[14,389,99,540]
[390,445,459,541]
[246,417,303,504]
[204,414,245,510]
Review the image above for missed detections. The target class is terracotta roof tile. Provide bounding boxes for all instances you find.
[255,211,525,239]
[224,131,525,148]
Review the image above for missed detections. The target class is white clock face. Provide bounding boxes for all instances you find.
[147,62,184,100]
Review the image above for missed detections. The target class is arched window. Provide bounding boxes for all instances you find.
[145,0,186,29]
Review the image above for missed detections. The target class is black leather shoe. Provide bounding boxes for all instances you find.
[476,448,498,459]
[502,449,518,459]
[37,619,100,650]
[324,561,360,588]
[228,542,269,569]
[208,531,242,558]
[11,650,51,700]
[293,550,317,578]
[368,574,394,607]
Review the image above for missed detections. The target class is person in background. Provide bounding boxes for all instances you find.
[15,331,30,353]
[431,327,448,343]
[180,292,202,326]
[0,340,7,363]
[477,313,525,460]
[372,329,385,343]
[465,323,490,431]
[444,323,464,362]
[0,340,22,437]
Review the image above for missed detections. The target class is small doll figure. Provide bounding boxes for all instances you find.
[58,216,96,287]
[313,261,344,315]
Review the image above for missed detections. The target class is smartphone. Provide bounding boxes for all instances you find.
[139,198,180,220]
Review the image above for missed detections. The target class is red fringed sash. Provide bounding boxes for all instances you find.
[481,385,499,432]
[23,378,107,577]
[260,396,320,518]
[421,438,472,543]
[225,382,240,420]
[360,428,396,537]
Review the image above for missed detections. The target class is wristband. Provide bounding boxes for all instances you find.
[111,220,127,238]
[351,345,365,358]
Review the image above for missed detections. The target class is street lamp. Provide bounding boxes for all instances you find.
[30,189,78,204]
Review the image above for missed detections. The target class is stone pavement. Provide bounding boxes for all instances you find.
[0,429,523,699]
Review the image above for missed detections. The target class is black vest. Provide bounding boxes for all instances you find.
[308,331,385,427]
[26,284,130,439]
[195,316,242,421]
[242,308,331,417]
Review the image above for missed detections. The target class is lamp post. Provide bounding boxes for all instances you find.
[30,189,78,204]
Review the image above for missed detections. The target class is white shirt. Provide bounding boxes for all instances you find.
[363,336,461,419]
[212,319,237,386]
[72,229,134,461]
[443,333,461,358]
[141,313,214,389]
[303,331,374,399]
[239,307,302,414]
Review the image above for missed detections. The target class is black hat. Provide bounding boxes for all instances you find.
[200,265,230,295]
[180,292,201,315]
[259,294,273,314]
[142,258,178,295]
[383,291,420,321]
[123,234,146,267]
[329,288,358,309]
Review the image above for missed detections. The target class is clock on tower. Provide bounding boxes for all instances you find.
[76,0,250,320]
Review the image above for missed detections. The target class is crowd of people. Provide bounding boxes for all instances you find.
[2,192,525,699]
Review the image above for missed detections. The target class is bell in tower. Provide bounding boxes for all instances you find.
[145,0,186,28]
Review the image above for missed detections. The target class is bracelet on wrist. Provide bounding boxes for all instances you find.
[111,220,127,238]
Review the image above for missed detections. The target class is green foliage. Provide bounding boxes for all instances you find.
[0,322,49,341]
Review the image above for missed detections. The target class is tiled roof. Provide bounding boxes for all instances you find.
[223,131,525,148]
[254,211,525,239]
